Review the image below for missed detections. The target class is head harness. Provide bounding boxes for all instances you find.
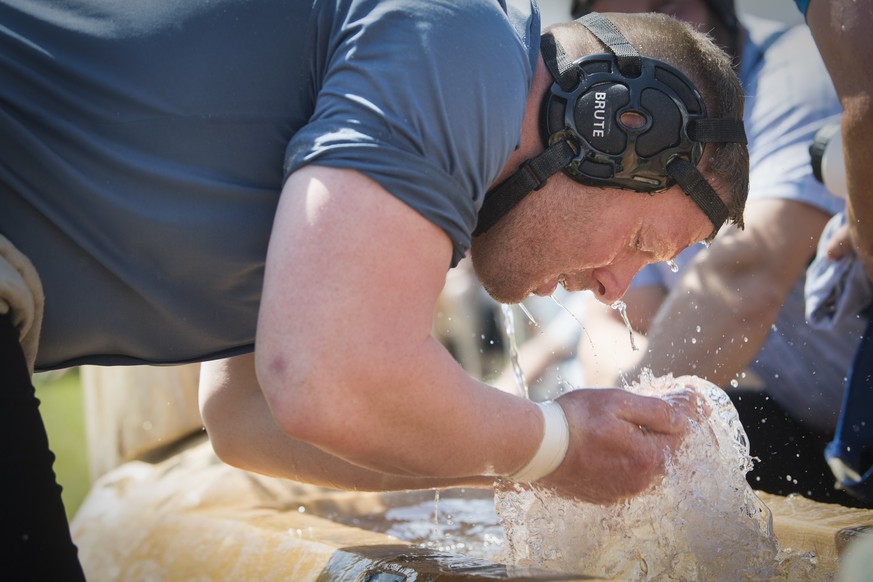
[473,12,746,238]
[572,0,739,37]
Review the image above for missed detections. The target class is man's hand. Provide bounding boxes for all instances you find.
[826,219,873,281]
[538,388,696,504]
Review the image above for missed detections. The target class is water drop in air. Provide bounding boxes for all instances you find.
[500,304,528,399]
[610,300,638,351]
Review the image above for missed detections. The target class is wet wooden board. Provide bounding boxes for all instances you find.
[758,490,873,575]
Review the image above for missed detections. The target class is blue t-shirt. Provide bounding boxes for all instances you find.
[0,0,539,369]
[794,0,811,17]
[630,14,857,431]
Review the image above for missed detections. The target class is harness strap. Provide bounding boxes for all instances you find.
[577,12,641,77]
[666,157,729,239]
[540,34,579,93]
[473,140,578,236]
[690,118,747,144]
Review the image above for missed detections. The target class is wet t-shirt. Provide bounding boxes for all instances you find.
[0,0,539,369]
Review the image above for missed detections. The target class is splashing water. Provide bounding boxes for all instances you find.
[551,294,595,349]
[494,373,783,581]
[517,302,538,327]
[666,259,679,273]
[500,303,528,399]
[610,300,639,351]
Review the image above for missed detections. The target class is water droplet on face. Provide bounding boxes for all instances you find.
[730,379,739,388]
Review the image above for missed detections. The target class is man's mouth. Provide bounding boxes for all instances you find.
[532,275,566,297]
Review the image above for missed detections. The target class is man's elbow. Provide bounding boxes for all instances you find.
[200,402,251,471]
[254,349,352,448]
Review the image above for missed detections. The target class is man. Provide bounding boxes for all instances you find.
[573,0,861,504]
[796,0,873,508]
[0,1,746,577]
[801,0,873,282]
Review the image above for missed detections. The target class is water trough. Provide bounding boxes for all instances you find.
[70,366,873,581]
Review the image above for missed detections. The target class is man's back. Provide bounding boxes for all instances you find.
[0,0,537,369]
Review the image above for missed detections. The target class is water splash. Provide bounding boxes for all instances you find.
[494,373,782,581]
[551,294,594,349]
[666,259,679,273]
[610,300,639,351]
[433,490,441,539]
[500,303,528,399]
[517,302,538,327]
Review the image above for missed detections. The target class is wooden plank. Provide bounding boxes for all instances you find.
[756,491,873,579]
[80,364,203,480]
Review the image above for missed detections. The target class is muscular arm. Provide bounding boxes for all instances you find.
[201,165,694,502]
[254,165,538,481]
[581,199,830,387]
[807,0,873,278]
[199,353,493,490]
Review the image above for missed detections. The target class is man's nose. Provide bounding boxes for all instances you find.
[590,266,637,304]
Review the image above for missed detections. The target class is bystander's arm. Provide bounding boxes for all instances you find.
[582,199,830,388]
[807,0,873,279]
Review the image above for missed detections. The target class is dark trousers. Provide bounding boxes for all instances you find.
[729,388,870,508]
[0,315,86,580]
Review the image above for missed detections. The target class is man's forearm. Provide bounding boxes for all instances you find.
[200,355,495,492]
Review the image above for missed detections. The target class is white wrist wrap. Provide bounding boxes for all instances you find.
[509,400,570,483]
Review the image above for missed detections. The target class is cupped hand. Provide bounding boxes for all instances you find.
[538,387,699,504]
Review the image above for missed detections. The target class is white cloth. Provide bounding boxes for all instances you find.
[0,234,44,375]
[805,213,873,331]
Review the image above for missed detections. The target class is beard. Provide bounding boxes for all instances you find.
[470,236,537,304]
[476,271,529,304]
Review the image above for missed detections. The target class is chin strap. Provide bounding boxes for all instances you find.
[666,158,728,241]
[473,140,578,237]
